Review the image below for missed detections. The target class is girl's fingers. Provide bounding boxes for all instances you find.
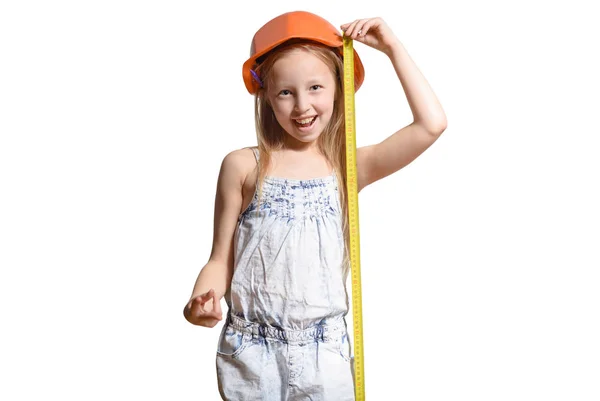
[205,310,222,321]
[189,289,222,320]
[212,291,223,318]
[189,291,210,313]
[196,289,214,304]
[194,290,214,303]
[342,20,360,37]
[352,19,370,39]
[342,18,383,40]
[189,297,205,316]
[357,19,377,37]
[203,318,220,328]
[185,290,223,326]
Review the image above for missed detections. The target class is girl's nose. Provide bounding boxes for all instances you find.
[294,95,309,113]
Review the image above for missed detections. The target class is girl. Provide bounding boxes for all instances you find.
[184,10,447,401]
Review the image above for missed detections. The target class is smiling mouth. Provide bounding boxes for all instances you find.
[294,116,317,127]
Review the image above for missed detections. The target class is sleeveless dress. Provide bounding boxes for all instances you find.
[215,147,355,401]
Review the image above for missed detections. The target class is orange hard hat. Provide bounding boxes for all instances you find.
[242,10,365,95]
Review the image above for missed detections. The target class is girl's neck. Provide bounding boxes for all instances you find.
[281,135,320,153]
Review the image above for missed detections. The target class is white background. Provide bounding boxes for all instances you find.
[1,0,599,400]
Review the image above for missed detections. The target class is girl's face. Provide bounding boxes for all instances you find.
[267,49,337,146]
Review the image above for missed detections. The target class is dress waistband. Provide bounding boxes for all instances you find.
[227,314,347,343]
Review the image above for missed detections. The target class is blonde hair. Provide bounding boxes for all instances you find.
[253,41,350,270]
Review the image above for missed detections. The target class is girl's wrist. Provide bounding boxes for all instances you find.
[384,39,404,58]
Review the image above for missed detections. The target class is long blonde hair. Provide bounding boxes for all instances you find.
[253,41,350,269]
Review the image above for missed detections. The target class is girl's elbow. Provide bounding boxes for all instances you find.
[428,118,447,137]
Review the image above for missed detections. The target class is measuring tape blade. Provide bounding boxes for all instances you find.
[343,35,365,401]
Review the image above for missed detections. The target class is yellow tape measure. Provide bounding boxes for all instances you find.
[343,35,365,400]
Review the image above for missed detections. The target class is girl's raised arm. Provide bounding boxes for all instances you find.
[341,18,447,191]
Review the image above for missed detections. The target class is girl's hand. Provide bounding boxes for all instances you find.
[340,17,400,56]
[184,288,223,328]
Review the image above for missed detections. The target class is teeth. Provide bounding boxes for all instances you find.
[296,117,314,124]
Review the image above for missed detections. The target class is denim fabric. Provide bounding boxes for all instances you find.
[216,315,355,400]
[216,147,354,400]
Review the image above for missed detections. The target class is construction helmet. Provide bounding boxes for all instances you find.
[242,10,365,95]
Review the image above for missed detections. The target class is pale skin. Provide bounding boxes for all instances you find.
[183,17,447,327]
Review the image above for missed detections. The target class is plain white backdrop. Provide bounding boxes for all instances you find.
[1,0,598,400]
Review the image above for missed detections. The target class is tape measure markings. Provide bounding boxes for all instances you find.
[343,36,365,401]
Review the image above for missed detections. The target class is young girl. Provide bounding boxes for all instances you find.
[184,10,447,400]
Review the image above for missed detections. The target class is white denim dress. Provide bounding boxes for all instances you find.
[216,147,355,400]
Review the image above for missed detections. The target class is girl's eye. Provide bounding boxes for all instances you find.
[310,85,322,90]
[279,89,291,96]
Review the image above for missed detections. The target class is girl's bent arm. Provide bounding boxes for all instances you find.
[349,19,447,191]
[184,150,247,326]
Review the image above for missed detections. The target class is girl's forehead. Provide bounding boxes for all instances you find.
[271,65,334,85]
[273,51,330,71]
[277,48,322,62]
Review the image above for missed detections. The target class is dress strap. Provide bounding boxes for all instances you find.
[251,147,260,163]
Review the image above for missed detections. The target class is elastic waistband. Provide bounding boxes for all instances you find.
[227,314,347,343]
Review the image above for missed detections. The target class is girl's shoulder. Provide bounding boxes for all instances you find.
[222,146,257,165]
[218,146,258,187]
